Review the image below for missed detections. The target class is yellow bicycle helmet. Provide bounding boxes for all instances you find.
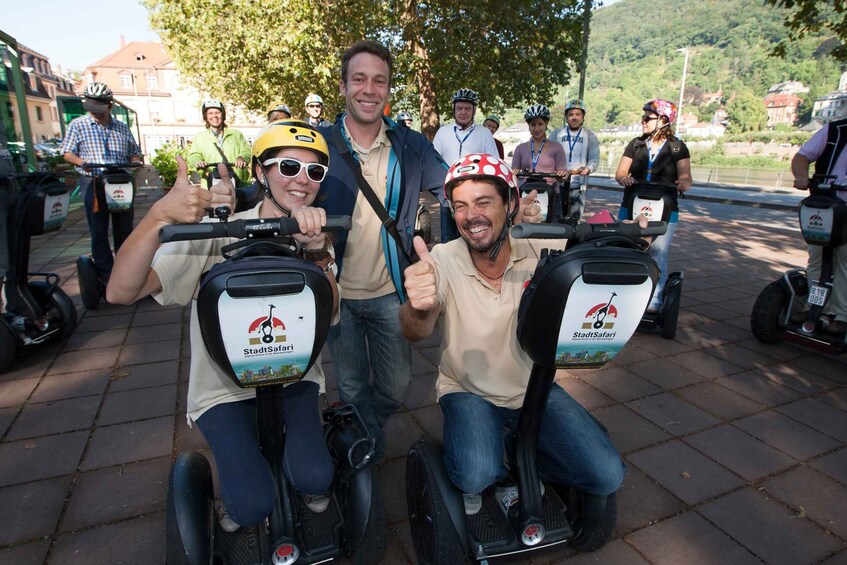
[252,120,329,165]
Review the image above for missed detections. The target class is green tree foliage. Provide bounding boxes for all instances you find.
[149,141,187,188]
[766,0,847,61]
[143,0,583,138]
[726,91,769,133]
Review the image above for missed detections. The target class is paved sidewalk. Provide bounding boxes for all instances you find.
[1,182,846,564]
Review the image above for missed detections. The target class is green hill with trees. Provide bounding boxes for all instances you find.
[533,0,845,133]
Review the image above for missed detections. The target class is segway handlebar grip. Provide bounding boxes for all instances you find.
[511,224,574,239]
[604,221,667,238]
[160,222,237,242]
[159,215,352,243]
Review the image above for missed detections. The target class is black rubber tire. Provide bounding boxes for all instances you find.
[660,279,682,340]
[0,318,19,373]
[406,441,470,565]
[165,456,215,565]
[350,470,388,565]
[77,256,101,311]
[415,207,433,245]
[751,281,788,344]
[28,282,78,343]
[566,490,617,552]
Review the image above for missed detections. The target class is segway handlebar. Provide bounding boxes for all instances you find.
[159,215,352,243]
[81,162,143,169]
[514,169,576,180]
[511,220,667,241]
[808,175,847,192]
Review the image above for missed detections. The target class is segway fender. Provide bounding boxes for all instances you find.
[169,452,213,565]
[413,438,470,548]
[342,465,378,547]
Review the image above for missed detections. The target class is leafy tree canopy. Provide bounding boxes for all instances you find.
[766,0,847,61]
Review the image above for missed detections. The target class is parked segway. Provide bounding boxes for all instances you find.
[76,161,142,310]
[162,210,387,565]
[751,175,847,353]
[0,172,77,371]
[406,219,665,564]
[623,184,683,339]
[196,162,243,190]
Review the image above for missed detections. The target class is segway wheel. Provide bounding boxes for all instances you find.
[348,470,388,565]
[0,318,19,373]
[28,282,78,343]
[77,256,101,311]
[565,489,617,552]
[660,274,683,340]
[166,452,215,565]
[750,281,788,344]
[415,207,433,245]
[406,440,470,565]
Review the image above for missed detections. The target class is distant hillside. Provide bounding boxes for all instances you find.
[542,0,845,130]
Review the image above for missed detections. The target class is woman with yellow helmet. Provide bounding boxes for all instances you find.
[106,120,339,528]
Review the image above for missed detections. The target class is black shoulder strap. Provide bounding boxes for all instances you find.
[330,124,414,263]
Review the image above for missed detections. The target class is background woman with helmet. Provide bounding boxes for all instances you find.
[615,99,692,313]
[186,99,252,185]
[511,104,569,221]
[107,120,339,528]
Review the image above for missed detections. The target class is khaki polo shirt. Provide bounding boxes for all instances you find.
[430,236,565,409]
[340,117,394,299]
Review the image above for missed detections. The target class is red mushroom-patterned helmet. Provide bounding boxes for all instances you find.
[642,99,677,125]
[444,154,519,213]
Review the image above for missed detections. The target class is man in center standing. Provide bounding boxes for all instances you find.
[433,88,498,242]
[317,41,448,462]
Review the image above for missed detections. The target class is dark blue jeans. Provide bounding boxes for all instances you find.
[439,386,625,496]
[81,176,134,279]
[195,381,333,526]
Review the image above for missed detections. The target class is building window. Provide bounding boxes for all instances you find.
[36,106,43,122]
[147,75,158,90]
[120,74,132,88]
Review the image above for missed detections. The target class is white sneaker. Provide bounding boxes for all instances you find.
[303,493,330,513]
[463,493,482,515]
[219,511,240,533]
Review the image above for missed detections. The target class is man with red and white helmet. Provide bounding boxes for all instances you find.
[400,154,624,518]
[550,99,600,222]
[615,98,692,313]
[432,88,499,242]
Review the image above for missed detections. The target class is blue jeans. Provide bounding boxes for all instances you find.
[440,204,459,243]
[195,381,333,526]
[568,183,587,222]
[439,386,624,496]
[620,206,678,310]
[327,293,412,459]
[81,176,134,279]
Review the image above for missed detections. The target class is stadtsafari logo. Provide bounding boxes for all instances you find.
[807,212,824,229]
[582,292,617,330]
[638,203,655,220]
[245,304,294,354]
[50,200,64,217]
[111,187,126,199]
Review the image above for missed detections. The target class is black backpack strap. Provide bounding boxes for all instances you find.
[330,124,414,263]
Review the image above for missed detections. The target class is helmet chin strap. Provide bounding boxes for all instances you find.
[487,192,518,261]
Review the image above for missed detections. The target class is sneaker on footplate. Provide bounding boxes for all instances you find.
[303,493,331,513]
[463,493,482,515]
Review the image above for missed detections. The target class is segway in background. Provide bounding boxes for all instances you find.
[406,219,666,564]
[195,162,242,190]
[76,161,142,310]
[751,175,847,353]
[162,211,387,565]
[0,171,77,371]
[516,169,581,224]
[624,184,684,339]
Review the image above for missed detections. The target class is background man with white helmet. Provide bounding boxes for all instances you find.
[61,82,142,286]
[394,111,414,128]
[304,94,331,128]
[551,99,599,222]
[186,99,252,185]
[433,88,498,242]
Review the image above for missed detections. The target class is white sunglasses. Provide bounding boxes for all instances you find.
[262,157,328,182]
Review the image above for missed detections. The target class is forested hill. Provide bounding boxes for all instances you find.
[555,0,846,130]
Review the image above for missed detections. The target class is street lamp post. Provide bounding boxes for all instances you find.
[677,47,689,133]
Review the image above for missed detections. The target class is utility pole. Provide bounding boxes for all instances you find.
[677,47,690,131]
[578,0,592,100]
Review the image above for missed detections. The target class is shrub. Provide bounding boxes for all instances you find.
[149,141,188,188]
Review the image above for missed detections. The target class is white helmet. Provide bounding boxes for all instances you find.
[305,94,324,107]
[83,82,113,102]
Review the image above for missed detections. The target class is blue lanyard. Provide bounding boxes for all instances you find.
[98,122,112,160]
[530,138,546,172]
[565,127,582,161]
[646,140,666,182]
[453,125,474,156]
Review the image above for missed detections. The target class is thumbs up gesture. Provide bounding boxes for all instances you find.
[404,236,439,311]
[516,189,542,224]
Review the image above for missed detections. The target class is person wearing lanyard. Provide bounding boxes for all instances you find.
[186,100,252,186]
[511,105,569,221]
[615,99,692,313]
[433,88,498,242]
[551,99,600,222]
[791,119,847,335]
[61,82,142,286]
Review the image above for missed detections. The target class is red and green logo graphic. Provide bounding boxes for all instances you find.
[807,212,824,229]
[248,304,286,345]
[582,292,618,330]
[638,204,655,220]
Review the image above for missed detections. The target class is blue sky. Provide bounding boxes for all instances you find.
[4,0,159,72]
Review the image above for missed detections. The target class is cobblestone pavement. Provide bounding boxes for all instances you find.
[1,178,846,564]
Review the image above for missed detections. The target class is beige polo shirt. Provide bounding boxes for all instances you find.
[430,235,565,409]
[151,203,335,424]
[340,117,395,299]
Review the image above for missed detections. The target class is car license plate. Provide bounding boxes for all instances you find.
[808,285,828,306]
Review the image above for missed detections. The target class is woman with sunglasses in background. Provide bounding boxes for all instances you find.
[615,99,692,313]
[106,120,339,530]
